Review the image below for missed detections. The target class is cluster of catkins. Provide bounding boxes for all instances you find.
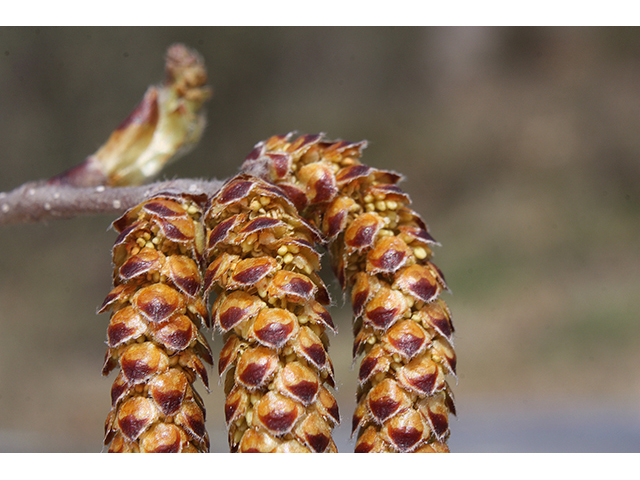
[100,133,456,453]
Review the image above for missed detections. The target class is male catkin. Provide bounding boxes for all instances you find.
[100,192,212,452]
[243,133,456,452]
[204,175,340,452]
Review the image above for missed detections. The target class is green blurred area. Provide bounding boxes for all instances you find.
[0,27,638,452]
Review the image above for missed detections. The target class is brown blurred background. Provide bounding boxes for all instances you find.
[0,27,639,452]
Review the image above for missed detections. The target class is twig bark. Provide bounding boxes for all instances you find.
[0,179,223,225]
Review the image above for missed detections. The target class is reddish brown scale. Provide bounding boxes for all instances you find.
[214,291,266,332]
[384,320,429,360]
[100,192,212,453]
[250,308,299,349]
[230,257,279,288]
[204,174,339,452]
[241,133,456,452]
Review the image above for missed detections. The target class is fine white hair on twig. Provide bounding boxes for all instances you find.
[0,178,223,225]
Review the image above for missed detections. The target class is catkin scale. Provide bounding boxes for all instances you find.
[204,175,340,452]
[99,191,212,452]
[242,133,456,452]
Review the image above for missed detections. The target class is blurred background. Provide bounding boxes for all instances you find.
[0,27,639,452]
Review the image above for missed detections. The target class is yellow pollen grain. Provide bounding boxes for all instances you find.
[365,203,376,212]
[277,246,288,256]
[259,196,271,206]
[136,237,146,248]
[364,194,374,204]
[246,407,255,425]
[375,201,387,211]
[186,205,199,216]
[413,246,428,260]
[386,200,398,210]
[283,253,294,264]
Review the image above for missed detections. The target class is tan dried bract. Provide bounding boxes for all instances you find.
[50,44,211,188]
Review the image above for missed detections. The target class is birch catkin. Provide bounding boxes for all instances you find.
[242,133,456,452]
[203,174,340,452]
[100,191,213,452]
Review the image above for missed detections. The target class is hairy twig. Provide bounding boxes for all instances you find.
[0,179,223,225]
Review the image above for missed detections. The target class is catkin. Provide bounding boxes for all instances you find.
[203,174,340,452]
[242,133,456,452]
[99,191,212,452]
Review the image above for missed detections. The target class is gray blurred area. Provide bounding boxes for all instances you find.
[0,27,639,452]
